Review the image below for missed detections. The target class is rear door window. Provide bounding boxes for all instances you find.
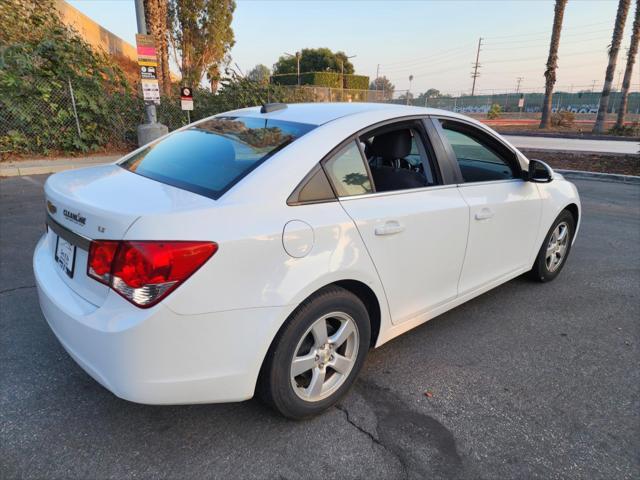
[120,117,315,199]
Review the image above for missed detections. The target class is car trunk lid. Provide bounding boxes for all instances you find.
[44,163,214,306]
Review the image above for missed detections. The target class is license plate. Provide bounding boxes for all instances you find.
[55,235,76,278]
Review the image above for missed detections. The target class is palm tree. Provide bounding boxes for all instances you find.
[615,0,640,129]
[144,0,171,95]
[593,0,631,133]
[540,0,568,129]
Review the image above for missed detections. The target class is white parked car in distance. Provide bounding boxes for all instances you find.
[34,103,580,418]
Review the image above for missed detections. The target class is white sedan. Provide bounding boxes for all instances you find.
[34,103,580,418]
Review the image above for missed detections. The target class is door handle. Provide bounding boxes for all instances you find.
[375,221,404,236]
[475,208,495,221]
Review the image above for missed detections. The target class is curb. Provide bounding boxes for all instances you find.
[0,158,118,177]
[520,148,635,157]
[2,160,638,186]
[498,131,639,142]
[557,169,640,185]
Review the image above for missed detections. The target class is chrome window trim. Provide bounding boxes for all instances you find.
[46,215,92,251]
[338,183,459,202]
[455,178,527,188]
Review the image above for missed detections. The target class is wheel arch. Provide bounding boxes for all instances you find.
[267,279,383,355]
[256,279,384,393]
[564,202,579,227]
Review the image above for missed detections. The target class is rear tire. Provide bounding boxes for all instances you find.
[257,286,370,419]
[529,210,575,282]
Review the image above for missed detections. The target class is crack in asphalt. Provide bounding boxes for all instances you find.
[335,403,409,479]
[0,285,35,296]
[338,380,466,480]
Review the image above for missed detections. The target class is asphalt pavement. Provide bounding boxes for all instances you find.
[1,175,639,479]
[504,135,639,154]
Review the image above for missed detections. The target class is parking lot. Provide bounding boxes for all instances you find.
[1,174,638,479]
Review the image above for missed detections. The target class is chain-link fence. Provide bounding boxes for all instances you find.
[2,78,638,159]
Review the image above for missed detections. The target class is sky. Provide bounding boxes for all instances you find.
[67,0,639,95]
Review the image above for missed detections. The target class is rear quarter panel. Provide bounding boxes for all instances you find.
[125,199,390,330]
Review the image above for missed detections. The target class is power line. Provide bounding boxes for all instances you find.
[379,44,472,68]
[483,21,611,39]
[381,51,471,74]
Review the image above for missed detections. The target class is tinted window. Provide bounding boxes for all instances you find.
[440,124,515,182]
[363,127,436,192]
[120,117,315,199]
[324,141,372,197]
[288,165,336,205]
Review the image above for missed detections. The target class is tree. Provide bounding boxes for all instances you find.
[424,88,441,98]
[593,0,631,133]
[169,0,236,90]
[615,0,639,129]
[143,0,171,95]
[369,76,395,100]
[0,0,136,155]
[540,0,568,129]
[247,64,271,85]
[272,48,354,75]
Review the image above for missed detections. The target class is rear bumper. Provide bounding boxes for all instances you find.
[33,235,286,404]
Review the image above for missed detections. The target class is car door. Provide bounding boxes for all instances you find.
[434,117,542,294]
[322,119,469,325]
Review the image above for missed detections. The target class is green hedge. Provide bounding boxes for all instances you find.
[273,72,369,89]
[343,74,369,90]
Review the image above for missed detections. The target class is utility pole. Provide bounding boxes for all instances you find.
[516,76,523,94]
[134,0,167,146]
[407,75,413,105]
[375,64,380,99]
[470,37,482,96]
[591,79,597,92]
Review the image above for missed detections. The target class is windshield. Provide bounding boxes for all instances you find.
[120,116,315,199]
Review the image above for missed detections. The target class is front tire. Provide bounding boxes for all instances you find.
[529,210,575,282]
[258,286,371,419]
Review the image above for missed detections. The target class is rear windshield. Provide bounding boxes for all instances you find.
[120,116,315,199]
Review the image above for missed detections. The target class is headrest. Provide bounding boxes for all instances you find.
[370,129,412,159]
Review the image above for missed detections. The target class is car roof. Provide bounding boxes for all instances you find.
[219,102,470,126]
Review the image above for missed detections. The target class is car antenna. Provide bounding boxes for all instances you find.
[260,103,288,114]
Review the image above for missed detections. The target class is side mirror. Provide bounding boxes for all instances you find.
[528,159,553,183]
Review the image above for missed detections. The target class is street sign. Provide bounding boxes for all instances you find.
[140,65,158,80]
[180,86,194,111]
[518,97,525,108]
[141,79,160,104]
[135,34,158,67]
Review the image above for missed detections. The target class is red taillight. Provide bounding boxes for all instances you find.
[88,241,119,285]
[87,240,217,308]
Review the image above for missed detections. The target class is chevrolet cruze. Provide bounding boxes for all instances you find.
[34,103,580,418]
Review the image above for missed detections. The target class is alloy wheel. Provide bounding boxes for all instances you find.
[290,312,359,402]
[545,221,570,273]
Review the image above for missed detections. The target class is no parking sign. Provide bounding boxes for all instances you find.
[181,87,193,111]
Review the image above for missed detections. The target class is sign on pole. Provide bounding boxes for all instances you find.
[518,97,525,108]
[181,86,194,111]
[140,65,158,80]
[141,80,161,104]
[136,34,161,104]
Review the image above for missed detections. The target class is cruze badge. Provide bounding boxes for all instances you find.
[63,209,86,226]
